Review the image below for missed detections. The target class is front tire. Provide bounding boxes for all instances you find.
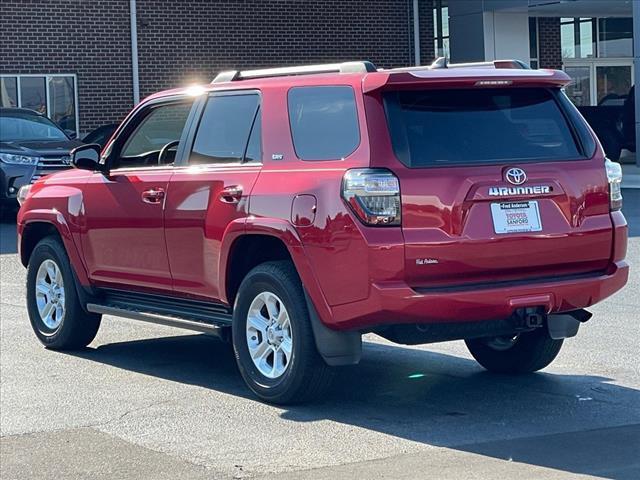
[26,236,101,349]
[232,261,333,404]
[465,328,563,374]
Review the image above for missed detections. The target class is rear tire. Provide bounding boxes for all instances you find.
[232,261,333,404]
[26,236,101,349]
[465,328,563,374]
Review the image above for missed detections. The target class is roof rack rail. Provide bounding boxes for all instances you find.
[211,61,378,83]
[429,57,530,70]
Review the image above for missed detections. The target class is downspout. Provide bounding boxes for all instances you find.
[413,0,421,66]
[130,0,140,105]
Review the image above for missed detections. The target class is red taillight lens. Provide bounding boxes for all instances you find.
[341,168,401,226]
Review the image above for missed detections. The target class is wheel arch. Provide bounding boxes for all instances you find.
[19,210,90,286]
[220,218,362,367]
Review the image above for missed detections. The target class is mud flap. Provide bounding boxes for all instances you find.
[304,290,362,366]
[547,310,591,339]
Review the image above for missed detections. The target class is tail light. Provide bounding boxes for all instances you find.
[605,159,623,211]
[342,168,401,226]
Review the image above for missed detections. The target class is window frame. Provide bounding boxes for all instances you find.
[181,89,263,168]
[104,95,197,172]
[0,73,79,138]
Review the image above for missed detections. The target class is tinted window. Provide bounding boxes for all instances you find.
[288,86,360,160]
[20,77,46,114]
[0,112,68,141]
[83,124,118,148]
[384,88,582,167]
[190,94,260,164]
[121,102,192,161]
[49,77,77,137]
[245,107,262,162]
[1,77,18,107]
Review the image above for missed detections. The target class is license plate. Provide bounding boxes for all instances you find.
[491,201,542,234]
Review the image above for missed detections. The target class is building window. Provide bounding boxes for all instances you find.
[598,18,633,58]
[0,74,78,138]
[561,17,634,59]
[529,17,539,69]
[433,0,449,59]
[561,18,596,59]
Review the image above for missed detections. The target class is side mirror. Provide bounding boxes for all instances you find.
[71,144,103,171]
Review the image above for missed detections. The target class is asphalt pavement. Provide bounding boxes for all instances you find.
[1,192,639,479]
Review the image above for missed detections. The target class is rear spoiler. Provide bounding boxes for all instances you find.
[362,59,572,93]
[428,57,530,70]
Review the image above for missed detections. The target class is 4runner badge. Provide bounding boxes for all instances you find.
[489,185,551,196]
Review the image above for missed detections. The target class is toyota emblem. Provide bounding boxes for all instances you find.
[505,167,527,185]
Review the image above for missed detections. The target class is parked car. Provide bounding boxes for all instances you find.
[16,60,628,404]
[1,108,79,208]
[578,86,635,161]
[82,123,119,149]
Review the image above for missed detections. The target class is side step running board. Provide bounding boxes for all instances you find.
[86,304,229,334]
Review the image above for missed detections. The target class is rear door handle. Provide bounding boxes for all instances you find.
[219,185,243,204]
[141,188,165,204]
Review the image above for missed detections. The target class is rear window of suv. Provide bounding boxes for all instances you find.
[384,88,585,167]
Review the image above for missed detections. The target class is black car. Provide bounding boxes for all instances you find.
[0,108,81,206]
[578,86,636,161]
[82,123,119,148]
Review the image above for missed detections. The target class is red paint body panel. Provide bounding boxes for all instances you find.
[329,261,629,330]
[80,168,174,291]
[164,164,261,299]
[17,65,629,338]
[17,169,92,284]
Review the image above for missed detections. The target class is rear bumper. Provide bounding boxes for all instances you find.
[328,260,629,331]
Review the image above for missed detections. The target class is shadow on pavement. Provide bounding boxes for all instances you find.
[70,334,640,479]
[0,217,17,254]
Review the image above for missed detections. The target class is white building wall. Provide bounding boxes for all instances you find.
[449,0,530,64]
[483,11,530,62]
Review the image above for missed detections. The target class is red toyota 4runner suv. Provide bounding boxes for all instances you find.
[17,59,629,404]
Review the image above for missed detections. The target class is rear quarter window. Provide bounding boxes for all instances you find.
[384,88,586,167]
[288,86,360,160]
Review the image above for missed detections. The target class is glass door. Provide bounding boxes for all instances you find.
[564,60,633,106]
[596,65,632,106]
[564,65,592,106]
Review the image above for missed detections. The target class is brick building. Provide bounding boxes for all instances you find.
[0,0,634,139]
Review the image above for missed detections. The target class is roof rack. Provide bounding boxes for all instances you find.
[429,57,530,70]
[211,61,378,83]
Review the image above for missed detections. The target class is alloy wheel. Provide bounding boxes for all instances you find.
[245,291,293,379]
[484,334,520,351]
[34,259,66,330]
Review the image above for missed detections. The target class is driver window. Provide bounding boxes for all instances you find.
[118,101,192,168]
